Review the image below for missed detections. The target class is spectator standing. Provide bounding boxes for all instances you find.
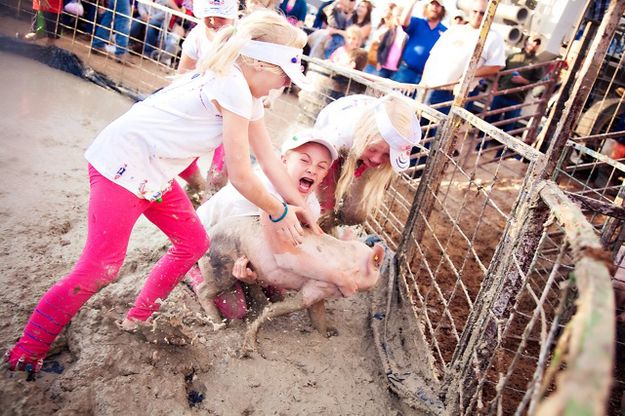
[392,0,446,85]
[375,5,406,79]
[488,36,543,133]
[325,0,371,45]
[91,0,132,62]
[23,0,62,43]
[312,0,333,28]
[323,0,356,58]
[364,2,397,74]
[420,0,505,114]
[278,0,308,27]
[353,1,373,42]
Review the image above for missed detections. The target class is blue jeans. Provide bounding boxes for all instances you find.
[426,89,455,115]
[391,62,422,84]
[378,67,397,79]
[130,16,165,56]
[363,64,378,75]
[92,0,131,55]
[486,95,522,133]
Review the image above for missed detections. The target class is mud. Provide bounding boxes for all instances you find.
[0,51,405,415]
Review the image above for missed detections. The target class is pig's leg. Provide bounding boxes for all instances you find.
[307,300,339,337]
[196,256,228,328]
[240,292,307,357]
[304,282,341,337]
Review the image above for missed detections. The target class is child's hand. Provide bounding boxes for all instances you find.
[292,205,323,235]
[264,204,305,247]
[232,256,257,284]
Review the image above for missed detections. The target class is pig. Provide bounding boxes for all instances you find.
[196,215,385,355]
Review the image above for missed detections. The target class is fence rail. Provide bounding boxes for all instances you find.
[0,1,620,413]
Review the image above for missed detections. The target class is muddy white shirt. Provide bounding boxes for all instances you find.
[196,168,321,230]
[420,24,505,89]
[313,94,377,153]
[85,67,264,201]
[181,23,214,62]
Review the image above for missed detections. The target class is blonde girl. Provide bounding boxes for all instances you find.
[5,10,319,374]
[314,94,421,229]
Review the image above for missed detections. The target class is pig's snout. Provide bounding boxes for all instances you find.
[368,244,385,274]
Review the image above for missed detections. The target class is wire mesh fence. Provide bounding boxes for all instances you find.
[552,141,625,414]
[441,181,615,415]
[2,0,197,94]
[0,1,620,413]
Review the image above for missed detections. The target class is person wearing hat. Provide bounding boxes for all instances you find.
[196,130,338,230]
[313,94,422,231]
[4,10,322,375]
[177,0,239,74]
[175,0,239,201]
[391,0,447,84]
[420,0,505,114]
[186,129,337,321]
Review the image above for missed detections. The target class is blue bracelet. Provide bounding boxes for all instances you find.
[269,202,288,223]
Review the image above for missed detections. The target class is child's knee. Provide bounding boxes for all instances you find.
[182,228,210,261]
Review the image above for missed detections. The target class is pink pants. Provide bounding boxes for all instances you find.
[8,165,210,369]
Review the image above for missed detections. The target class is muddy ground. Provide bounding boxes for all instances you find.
[0,51,409,415]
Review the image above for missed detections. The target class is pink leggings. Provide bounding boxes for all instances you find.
[8,165,210,369]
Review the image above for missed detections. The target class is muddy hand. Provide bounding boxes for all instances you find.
[292,205,323,235]
[232,255,257,284]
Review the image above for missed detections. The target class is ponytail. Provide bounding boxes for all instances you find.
[199,9,307,75]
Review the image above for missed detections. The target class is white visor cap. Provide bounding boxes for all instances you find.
[374,99,421,172]
[240,40,312,91]
[193,0,238,19]
[281,130,339,161]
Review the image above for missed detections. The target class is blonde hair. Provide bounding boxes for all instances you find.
[345,25,364,45]
[334,95,417,215]
[199,9,307,75]
[245,0,279,12]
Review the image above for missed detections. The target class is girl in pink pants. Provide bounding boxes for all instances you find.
[5,9,320,374]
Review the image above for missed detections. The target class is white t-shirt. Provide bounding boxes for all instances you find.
[85,67,264,201]
[420,25,505,89]
[181,23,214,62]
[313,95,377,152]
[196,168,321,230]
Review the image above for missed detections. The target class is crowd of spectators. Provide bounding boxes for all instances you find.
[22,0,546,134]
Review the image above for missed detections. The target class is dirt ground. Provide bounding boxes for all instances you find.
[0,51,409,415]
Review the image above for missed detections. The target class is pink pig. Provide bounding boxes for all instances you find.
[196,215,385,354]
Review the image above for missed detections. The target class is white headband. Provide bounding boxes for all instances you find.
[239,40,312,91]
[374,100,421,172]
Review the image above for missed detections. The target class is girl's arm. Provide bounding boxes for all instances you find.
[222,108,305,246]
[248,118,323,235]
[177,54,197,74]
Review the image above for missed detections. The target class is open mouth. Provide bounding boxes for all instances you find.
[298,177,314,193]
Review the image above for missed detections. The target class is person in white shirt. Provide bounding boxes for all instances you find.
[313,94,422,230]
[177,0,238,74]
[187,130,338,319]
[420,0,505,113]
[5,10,321,375]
